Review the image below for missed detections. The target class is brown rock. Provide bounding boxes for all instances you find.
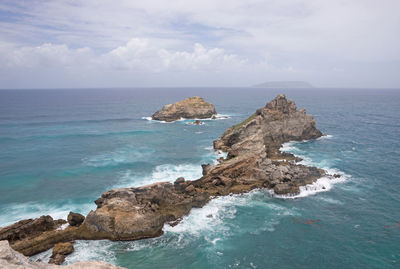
[0,216,63,243]
[67,212,85,227]
[49,242,74,265]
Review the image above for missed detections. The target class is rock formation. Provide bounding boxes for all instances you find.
[152,97,216,122]
[76,94,328,240]
[1,94,336,264]
[67,212,85,227]
[0,240,125,269]
[49,242,74,265]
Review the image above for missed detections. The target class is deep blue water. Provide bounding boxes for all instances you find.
[0,88,399,268]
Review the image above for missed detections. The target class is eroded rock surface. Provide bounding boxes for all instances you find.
[152,97,216,122]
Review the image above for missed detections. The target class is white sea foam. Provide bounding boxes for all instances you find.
[317,134,333,140]
[83,146,154,167]
[56,223,69,231]
[164,190,298,237]
[142,114,230,123]
[278,135,350,199]
[64,240,118,265]
[116,163,203,187]
[0,202,95,227]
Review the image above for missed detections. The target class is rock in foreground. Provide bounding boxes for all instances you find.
[152,97,216,122]
[0,240,125,269]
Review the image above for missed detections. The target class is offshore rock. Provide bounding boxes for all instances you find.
[0,240,125,269]
[152,97,217,122]
[214,94,322,158]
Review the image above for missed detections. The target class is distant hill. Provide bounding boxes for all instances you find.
[253,81,314,88]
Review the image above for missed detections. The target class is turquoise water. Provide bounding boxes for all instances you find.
[0,88,399,268]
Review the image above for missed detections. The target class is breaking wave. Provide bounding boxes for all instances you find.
[277,136,350,198]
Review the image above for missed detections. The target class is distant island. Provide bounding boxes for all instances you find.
[253,81,314,88]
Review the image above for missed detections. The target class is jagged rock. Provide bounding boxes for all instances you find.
[0,240,125,268]
[67,212,85,227]
[152,97,217,122]
[214,94,322,158]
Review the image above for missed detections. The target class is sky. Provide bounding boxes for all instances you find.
[0,0,399,89]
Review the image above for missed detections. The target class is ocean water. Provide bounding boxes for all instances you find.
[0,88,399,268]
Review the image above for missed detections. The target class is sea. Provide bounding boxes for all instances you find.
[0,88,399,269]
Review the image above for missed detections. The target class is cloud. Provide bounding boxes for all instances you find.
[0,38,244,71]
[0,0,399,88]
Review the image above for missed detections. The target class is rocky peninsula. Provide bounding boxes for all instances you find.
[0,94,338,266]
[151,96,217,122]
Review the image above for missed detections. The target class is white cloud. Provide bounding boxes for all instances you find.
[0,0,399,88]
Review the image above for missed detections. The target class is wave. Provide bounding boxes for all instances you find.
[116,163,203,188]
[83,146,155,167]
[0,130,153,141]
[278,136,350,198]
[142,114,230,123]
[164,190,299,237]
[0,117,138,127]
[0,201,95,227]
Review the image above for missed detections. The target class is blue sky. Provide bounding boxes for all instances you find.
[0,0,399,88]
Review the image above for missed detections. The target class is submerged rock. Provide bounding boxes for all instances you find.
[0,240,125,268]
[187,120,204,125]
[152,97,217,122]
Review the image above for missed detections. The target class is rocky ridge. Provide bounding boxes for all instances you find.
[0,94,337,266]
[151,96,217,122]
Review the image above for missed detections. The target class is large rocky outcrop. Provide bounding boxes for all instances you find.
[214,94,322,158]
[152,97,217,122]
[78,94,327,240]
[1,94,334,262]
[0,240,125,269]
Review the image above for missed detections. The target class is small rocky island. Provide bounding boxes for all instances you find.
[0,94,338,267]
[151,96,217,122]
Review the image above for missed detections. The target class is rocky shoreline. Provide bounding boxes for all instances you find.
[0,94,340,267]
